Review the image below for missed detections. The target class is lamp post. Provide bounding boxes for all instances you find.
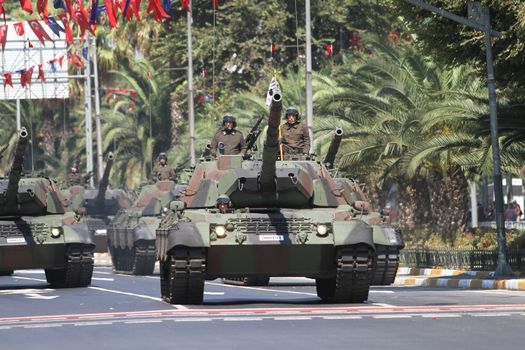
[404,0,512,276]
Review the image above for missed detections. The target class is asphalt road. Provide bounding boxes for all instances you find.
[2,267,525,350]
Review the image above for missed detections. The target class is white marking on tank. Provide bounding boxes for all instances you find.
[207,281,318,296]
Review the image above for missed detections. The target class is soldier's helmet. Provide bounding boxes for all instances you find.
[285,107,301,122]
[216,194,231,207]
[158,152,168,161]
[222,115,237,128]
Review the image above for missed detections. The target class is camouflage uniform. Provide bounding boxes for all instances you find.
[150,164,176,182]
[279,121,310,160]
[67,172,84,187]
[210,129,247,157]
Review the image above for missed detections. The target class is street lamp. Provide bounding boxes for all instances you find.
[404,0,512,276]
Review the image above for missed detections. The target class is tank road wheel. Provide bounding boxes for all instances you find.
[0,270,14,276]
[222,277,270,286]
[131,241,156,275]
[45,245,94,288]
[316,244,372,303]
[160,248,206,305]
[371,245,400,285]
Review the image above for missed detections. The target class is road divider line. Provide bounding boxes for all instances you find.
[207,281,318,296]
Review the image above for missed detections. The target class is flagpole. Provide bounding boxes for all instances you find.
[84,38,94,188]
[305,0,314,154]
[91,34,104,182]
[188,0,196,167]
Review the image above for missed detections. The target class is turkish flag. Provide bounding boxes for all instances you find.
[0,24,7,51]
[20,67,34,87]
[57,13,75,45]
[37,64,46,81]
[68,52,84,68]
[147,0,170,22]
[181,0,189,12]
[28,20,53,46]
[104,0,117,28]
[14,22,25,36]
[19,0,33,14]
[63,0,78,22]
[58,55,64,67]
[324,43,333,57]
[37,0,49,23]
[3,73,13,88]
[75,8,95,38]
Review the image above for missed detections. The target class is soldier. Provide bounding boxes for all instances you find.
[150,152,177,182]
[216,194,232,214]
[210,115,247,157]
[67,162,85,187]
[279,107,311,160]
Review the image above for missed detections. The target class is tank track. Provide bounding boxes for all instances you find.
[0,270,14,276]
[371,245,400,285]
[45,244,94,288]
[316,244,372,303]
[222,277,270,286]
[160,247,206,305]
[111,241,156,275]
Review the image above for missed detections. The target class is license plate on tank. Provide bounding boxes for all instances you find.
[258,235,284,241]
[6,237,26,244]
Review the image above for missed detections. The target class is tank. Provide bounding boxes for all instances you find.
[0,128,95,286]
[156,93,376,305]
[323,127,404,285]
[107,180,185,275]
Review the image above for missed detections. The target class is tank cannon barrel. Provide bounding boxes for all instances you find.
[95,152,114,207]
[6,128,29,205]
[260,92,282,190]
[323,127,343,170]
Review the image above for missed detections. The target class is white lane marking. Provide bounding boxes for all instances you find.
[91,277,115,281]
[372,315,413,319]
[370,303,396,308]
[12,270,44,274]
[87,286,183,308]
[73,321,114,326]
[207,281,318,296]
[369,290,395,294]
[22,324,62,329]
[273,316,312,321]
[173,318,212,322]
[470,290,525,296]
[223,317,264,322]
[204,292,225,295]
[12,276,47,282]
[420,314,462,318]
[24,293,59,300]
[124,320,163,324]
[469,312,512,317]
[322,315,363,320]
[0,288,58,300]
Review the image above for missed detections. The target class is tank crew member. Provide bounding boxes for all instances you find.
[150,152,177,182]
[210,115,247,157]
[216,194,232,214]
[67,162,85,187]
[279,107,311,160]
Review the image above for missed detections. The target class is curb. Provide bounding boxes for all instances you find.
[395,267,525,291]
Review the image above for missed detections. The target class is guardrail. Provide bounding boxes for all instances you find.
[400,248,525,271]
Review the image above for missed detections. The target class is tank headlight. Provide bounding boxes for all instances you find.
[215,225,227,238]
[316,224,328,237]
[50,227,62,238]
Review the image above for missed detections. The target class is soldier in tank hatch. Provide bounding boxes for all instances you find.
[210,115,247,157]
[67,162,84,187]
[216,194,233,214]
[150,152,177,182]
[279,107,311,160]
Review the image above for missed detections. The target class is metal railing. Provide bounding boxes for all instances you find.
[400,248,525,271]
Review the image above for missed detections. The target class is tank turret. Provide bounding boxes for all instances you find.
[323,127,343,170]
[260,92,282,190]
[95,152,114,208]
[6,128,29,207]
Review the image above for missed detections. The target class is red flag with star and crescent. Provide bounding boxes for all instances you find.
[14,22,25,36]
[20,67,34,87]
[19,0,33,14]
[37,0,49,23]
[0,24,7,51]
[57,13,75,45]
[28,20,53,46]
[3,73,13,88]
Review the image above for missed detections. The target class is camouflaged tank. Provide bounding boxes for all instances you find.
[0,129,94,286]
[322,128,404,286]
[64,153,133,253]
[107,180,185,275]
[156,92,376,305]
